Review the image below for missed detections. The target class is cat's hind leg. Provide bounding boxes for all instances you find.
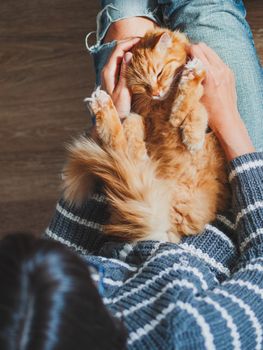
[122,113,148,162]
[170,184,217,237]
[85,87,127,151]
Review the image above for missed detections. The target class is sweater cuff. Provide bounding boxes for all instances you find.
[228,152,263,205]
[229,152,263,182]
[228,152,263,258]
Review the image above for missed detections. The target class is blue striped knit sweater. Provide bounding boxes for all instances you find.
[45,152,263,350]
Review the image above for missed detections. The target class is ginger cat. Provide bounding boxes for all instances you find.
[63,28,230,243]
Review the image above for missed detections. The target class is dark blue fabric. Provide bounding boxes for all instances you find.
[45,152,263,349]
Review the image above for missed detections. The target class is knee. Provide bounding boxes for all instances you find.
[103,17,157,43]
[96,1,160,44]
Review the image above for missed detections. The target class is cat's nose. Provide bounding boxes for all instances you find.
[152,89,163,99]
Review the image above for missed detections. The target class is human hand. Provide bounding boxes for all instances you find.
[101,37,140,119]
[189,43,239,132]
[189,43,255,161]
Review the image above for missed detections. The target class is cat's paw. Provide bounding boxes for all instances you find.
[180,58,206,87]
[185,58,205,76]
[84,87,126,149]
[84,87,112,115]
[182,131,205,153]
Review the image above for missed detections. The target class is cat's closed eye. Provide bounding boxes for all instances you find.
[157,69,164,78]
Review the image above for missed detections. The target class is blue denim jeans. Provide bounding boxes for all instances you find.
[86,0,263,151]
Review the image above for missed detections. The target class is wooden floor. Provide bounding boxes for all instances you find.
[0,0,262,237]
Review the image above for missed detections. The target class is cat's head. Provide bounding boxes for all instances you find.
[126,29,189,103]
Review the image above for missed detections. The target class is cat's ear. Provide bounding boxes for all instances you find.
[155,32,172,52]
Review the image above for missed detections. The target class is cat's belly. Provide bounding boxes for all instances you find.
[146,131,225,181]
[145,132,230,237]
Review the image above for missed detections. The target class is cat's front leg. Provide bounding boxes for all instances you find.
[85,87,127,151]
[169,58,208,152]
[181,103,208,153]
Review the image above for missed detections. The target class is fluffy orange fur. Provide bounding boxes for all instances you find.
[63,28,230,243]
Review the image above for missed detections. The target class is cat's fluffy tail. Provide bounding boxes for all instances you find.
[63,136,172,241]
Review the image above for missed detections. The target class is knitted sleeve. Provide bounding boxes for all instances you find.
[174,152,263,350]
[229,152,263,263]
[44,193,116,254]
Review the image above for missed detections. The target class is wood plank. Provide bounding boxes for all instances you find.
[0,0,99,235]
